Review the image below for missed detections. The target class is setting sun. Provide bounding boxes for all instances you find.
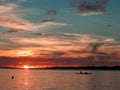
[23,65,30,69]
[22,65,34,69]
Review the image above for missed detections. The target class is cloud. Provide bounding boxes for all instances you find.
[0,33,120,66]
[0,3,69,33]
[10,37,71,46]
[41,19,55,22]
[32,21,69,30]
[4,33,119,57]
[46,9,57,15]
[69,0,109,16]
[89,43,104,53]
[0,3,31,31]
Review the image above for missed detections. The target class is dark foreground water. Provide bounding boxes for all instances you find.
[0,69,120,90]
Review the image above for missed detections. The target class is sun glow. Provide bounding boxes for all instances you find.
[16,50,34,56]
[22,65,34,69]
[23,65,30,69]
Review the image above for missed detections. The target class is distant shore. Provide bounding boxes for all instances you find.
[0,66,120,70]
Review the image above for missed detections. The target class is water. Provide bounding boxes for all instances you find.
[0,69,120,90]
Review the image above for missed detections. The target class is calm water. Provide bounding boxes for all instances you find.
[0,69,120,90]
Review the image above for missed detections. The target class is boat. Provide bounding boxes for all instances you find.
[75,71,92,75]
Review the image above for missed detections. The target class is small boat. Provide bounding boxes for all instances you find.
[75,71,92,75]
[84,72,92,74]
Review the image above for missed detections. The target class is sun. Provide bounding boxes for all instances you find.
[23,65,30,69]
[16,50,34,56]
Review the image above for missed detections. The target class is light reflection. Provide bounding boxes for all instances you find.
[25,81,28,86]
[24,70,31,89]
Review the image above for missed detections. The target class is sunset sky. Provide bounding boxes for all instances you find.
[0,0,120,68]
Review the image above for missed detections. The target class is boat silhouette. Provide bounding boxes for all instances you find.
[76,71,92,75]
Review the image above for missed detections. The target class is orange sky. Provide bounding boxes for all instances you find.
[0,0,120,68]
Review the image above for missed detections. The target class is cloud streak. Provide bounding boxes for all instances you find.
[1,33,119,56]
[0,33,120,66]
[0,2,69,33]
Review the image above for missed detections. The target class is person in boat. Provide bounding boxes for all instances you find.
[84,72,92,74]
[80,71,82,74]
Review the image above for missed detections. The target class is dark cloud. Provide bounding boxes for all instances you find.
[34,50,65,57]
[46,9,57,15]
[6,30,19,33]
[34,33,57,37]
[51,51,65,56]
[70,50,89,54]
[90,43,104,53]
[3,29,24,34]
[69,0,109,15]
[41,19,55,22]
[88,43,110,56]
[70,48,108,56]
[70,42,109,56]
[34,33,45,36]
